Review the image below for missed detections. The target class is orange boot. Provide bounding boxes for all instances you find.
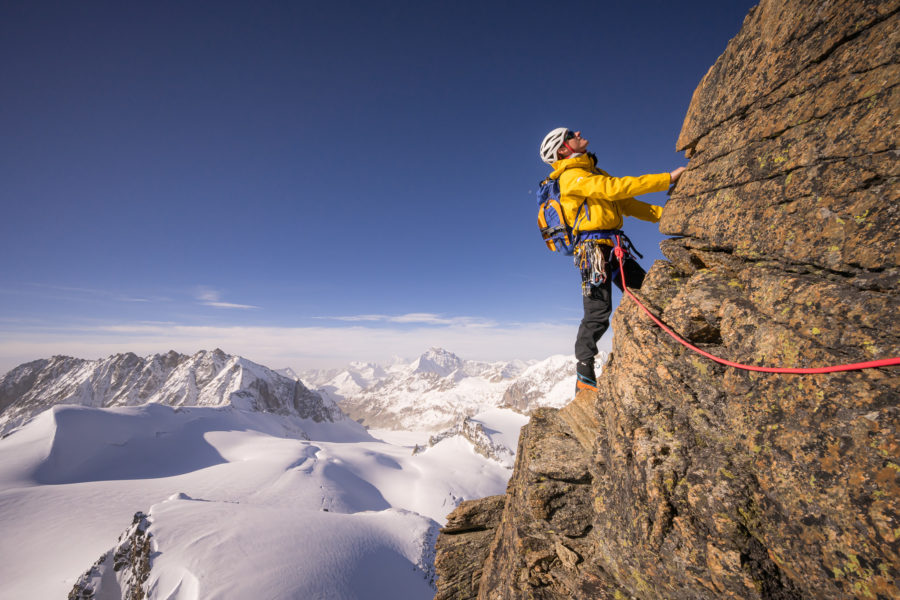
[576,375,598,393]
[575,360,598,393]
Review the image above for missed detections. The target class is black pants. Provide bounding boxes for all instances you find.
[574,246,647,362]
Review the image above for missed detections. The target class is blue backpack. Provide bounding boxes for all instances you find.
[536,177,585,256]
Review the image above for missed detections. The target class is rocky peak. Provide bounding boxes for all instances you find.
[434,1,900,598]
[409,347,464,377]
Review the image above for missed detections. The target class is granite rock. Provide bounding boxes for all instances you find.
[435,495,507,600]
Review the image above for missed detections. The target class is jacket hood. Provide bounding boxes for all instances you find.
[549,152,597,180]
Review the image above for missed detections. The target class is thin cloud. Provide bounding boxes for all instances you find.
[195,288,258,310]
[116,294,173,303]
[317,312,496,327]
[204,302,260,309]
[24,283,110,296]
[322,314,386,322]
[13,284,171,305]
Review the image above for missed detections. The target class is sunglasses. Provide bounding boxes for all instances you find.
[564,130,576,141]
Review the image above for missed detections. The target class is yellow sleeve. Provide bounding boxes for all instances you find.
[620,197,664,223]
[564,171,670,202]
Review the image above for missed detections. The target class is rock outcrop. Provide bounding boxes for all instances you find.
[435,495,506,600]
[69,512,152,600]
[435,0,900,598]
[425,417,517,467]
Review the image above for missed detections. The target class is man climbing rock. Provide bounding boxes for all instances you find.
[539,127,685,392]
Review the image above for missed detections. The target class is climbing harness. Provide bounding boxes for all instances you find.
[610,235,900,374]
[574,230,641,297]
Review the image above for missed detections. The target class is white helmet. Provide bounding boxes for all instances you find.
[539,127,568,164]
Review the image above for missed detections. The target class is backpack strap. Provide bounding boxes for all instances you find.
[571,200,588,234]
[538,199,570,239]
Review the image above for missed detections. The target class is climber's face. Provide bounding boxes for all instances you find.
[559,130,589,157]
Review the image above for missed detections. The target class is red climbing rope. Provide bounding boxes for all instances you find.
[612,236,900,374]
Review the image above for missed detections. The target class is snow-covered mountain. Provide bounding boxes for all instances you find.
[500,354,575,413]
[0,348,342,437]
[301,347,593,432]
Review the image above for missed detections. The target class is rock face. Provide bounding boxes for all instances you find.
[434,1,900,598]
[435,496,506,600]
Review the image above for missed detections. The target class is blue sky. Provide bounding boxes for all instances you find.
[0,1,757,373]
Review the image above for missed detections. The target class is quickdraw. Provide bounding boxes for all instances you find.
[575,241,608,295]
[574,230,642,297]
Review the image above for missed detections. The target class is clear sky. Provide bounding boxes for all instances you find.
[0,0,757,373]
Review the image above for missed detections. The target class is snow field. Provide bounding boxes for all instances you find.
[0,402,526,599]
[148,498,436,600]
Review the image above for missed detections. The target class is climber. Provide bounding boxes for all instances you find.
[539,127,685,393]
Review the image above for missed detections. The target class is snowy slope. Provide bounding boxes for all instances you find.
[0,403,521,599]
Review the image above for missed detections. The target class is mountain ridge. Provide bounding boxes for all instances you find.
[0,348,342,437]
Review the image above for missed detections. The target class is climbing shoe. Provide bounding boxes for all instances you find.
[575,360,598,393]
[575,377,599,393]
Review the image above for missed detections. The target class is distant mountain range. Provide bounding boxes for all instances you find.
[298,347,596,431]
[0,347,602,437]
[0,348,342,437]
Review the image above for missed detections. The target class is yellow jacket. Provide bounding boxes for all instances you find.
[548,154,669,240]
